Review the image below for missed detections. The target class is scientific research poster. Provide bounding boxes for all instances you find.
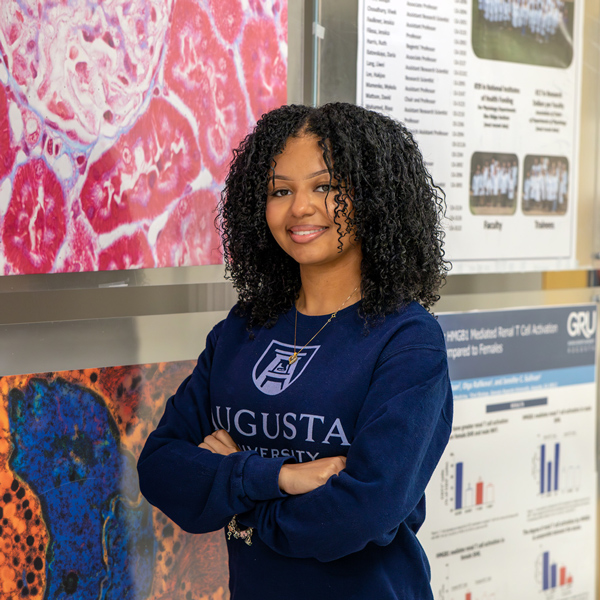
[419,305,597,600]
[357,1,583,273]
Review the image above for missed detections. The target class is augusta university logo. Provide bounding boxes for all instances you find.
[252,340,319,395]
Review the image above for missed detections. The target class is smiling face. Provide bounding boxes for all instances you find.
[265,134,362,276]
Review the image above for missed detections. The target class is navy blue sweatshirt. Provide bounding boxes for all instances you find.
[137,301,453,599]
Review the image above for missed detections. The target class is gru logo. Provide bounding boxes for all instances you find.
[252,340,319,395]
[567,311,597,339]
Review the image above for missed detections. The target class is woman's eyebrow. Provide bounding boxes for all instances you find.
[273,169,330,181]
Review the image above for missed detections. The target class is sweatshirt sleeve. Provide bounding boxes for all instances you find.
[137,321,288,534]
[239,344,453,562]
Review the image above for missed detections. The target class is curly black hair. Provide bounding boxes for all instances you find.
[218,102,449,329]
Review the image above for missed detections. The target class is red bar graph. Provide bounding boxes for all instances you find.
[476,481,484,505]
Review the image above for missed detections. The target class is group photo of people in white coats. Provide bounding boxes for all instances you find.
[479,0,567,40]
[472,0,575,68]
[469,152,519,215]
[522,155,569,215]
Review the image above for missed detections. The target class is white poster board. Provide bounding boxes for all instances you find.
[419,305,597,599]
[357,1,584,273]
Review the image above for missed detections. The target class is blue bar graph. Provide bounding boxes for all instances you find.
[543,552,549,590]
[540,444,545,494]
[455,462,463,509]
[540,443,560,494]
[554,443,560,491]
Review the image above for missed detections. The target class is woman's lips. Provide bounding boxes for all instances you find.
[288,226,328,244]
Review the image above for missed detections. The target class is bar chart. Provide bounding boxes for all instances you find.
[454,461,495,510]
[538,551,574,591]
[539,442,560,494]
[534,441,582,496]
[439,578,498,600]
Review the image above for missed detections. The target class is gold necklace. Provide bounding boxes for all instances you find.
[288,286,360,365]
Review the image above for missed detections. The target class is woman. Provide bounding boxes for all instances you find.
[137,102,453,599]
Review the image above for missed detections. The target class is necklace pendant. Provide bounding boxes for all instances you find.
[288,353,298,365]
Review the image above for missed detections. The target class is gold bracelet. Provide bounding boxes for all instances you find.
[227,515,254,546]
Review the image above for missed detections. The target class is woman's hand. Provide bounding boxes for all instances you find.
[200,431,346,494]
[199,430,240,456]
[278,456,347,495]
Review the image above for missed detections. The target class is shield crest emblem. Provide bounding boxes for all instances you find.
[252,340,320,396]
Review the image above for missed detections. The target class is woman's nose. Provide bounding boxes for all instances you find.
[290,188,317,217]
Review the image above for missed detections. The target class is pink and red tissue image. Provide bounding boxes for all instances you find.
[0,0,287,274]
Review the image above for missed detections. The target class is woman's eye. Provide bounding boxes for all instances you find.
[270,189,291,197]
[316,184,335,193]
